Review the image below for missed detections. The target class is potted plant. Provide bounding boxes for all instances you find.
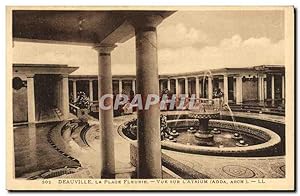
[74,91,90,125]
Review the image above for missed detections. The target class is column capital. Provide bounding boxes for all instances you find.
[257,74,265,78]
[57,74,68,80]
[26,74,35,78]
[129,14,164,32]
[93,44,117,54]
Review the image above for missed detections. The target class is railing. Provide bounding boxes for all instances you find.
[69,103,80,116]
[90,102,99,113]
[69,103,91,119]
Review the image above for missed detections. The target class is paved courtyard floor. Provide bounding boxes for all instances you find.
[163,150,285,178]
[13,122,81,178]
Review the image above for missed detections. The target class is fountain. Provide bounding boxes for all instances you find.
[160,115,179,142]
[180,69,221,146]
[119,69,282,156]
[120,97,282,157]
[188,106,220,146]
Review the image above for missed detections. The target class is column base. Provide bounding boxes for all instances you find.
[101,172,115,179]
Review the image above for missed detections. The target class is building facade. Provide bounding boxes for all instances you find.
[13,64,78,123]
[69,65,285,105]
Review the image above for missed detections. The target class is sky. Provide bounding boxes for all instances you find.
[12,10,285,75]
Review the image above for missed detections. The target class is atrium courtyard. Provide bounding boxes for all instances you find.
[11,9,286,180]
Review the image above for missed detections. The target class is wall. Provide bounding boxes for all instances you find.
[13,74,28,123]
[218,80,224,93]
[112,80,119,95]
[178,79,184,95]
[35,75,62,115]
[76,80,89,96]
[242,79,258,101]
[122,80,132,96]
[189,79,195,95]
[170,80,176,94]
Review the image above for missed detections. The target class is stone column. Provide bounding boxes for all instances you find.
[167,78,171,91]
[132,79,136,93]
[119,79,123,94]
[202,78,205,98]
[271,75,275,101]
[257,76,260,101]
[258,76,262,101]
[236,76,243,104]
[223,74,228,103]
[89,80,93,101]
[199,77,203,98]
[132,14,163,178]
[195,77,200,99]
[185,77,189,97]
[61,75,69,120]
[282,75,285,100]
[72,80,77,102]
[208,76,213,100]
[27,75,36,123]
[258,75,264,102]
[175,78,179,97]
[93,44,116,178]
[264,78,267,100]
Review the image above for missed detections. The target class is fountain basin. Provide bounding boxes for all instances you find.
[188,111,220,120]
[164,119,281,156]
[119,117,282,157]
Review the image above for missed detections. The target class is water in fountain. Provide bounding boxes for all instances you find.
[222,103,236,123]
[202,70,213,99]
[221,102,237,132]
[173,69,214,131]
[173,95,190,128]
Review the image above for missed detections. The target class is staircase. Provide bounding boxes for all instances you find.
[228,103,285,116]
[53,108,63,120]
[37,107,62,122]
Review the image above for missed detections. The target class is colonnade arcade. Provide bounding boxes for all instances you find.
[69,69,285,105]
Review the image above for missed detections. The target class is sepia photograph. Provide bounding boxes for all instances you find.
[6,5,295,191]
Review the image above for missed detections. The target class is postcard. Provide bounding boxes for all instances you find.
[6,6,295,191]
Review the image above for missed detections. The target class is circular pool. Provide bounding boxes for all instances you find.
[119,114,282,157]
